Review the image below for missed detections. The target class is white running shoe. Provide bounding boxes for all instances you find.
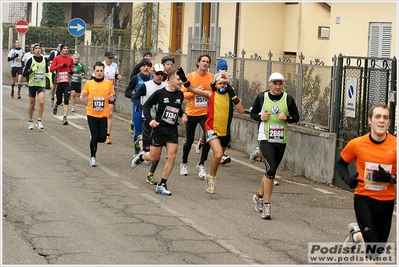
[90,157,97,167]
[344,222,361,247]
[28,121,34,130]
[205,174,216,194]
[261,203,271,219]
[253,194,263,213]
[220,154,231,164]
[155,184,172,196]
[36,120,44,129]
[195,139,203,154]
[249,147,260,163]
[180,163,189,176]
[196,163,207,179]
[71,106,76,112]
[130,150,145,168]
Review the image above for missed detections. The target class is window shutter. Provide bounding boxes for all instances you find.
[194,3,203,39]
[368,22,392,58]
[209,3,218,42]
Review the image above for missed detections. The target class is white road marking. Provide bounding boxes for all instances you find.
[313,188,335,194]
[121,181,138,189]
[51,136,119,177]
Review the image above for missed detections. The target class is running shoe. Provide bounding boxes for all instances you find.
[220,154,231,164]
[253,194,263,213]
[17,94,21,99]
[36,120,44,129]
[71,106,76,112]
[130,150,144,169]
[62,116,68,125]
[130,123,134,134]
[344,222,361,247]
[134,134,142,150]
[180,163,189,176]
[196,163,207,179]
[28,121,34,130]
[155,184,172,195]
[10,93,14,98]
[195,139,203,154]
[261,203,271,220]
[90,157,97,167]
[147,173,157,185]
[249,146,260,163]
[52,105,58,115]
[205,174,216,194]
[104,136,112,144]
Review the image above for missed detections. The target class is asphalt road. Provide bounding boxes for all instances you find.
[2,84,397,265]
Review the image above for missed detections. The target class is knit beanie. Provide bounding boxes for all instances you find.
[216,59,228,71]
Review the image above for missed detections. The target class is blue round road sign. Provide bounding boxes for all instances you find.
[68,18,86,37]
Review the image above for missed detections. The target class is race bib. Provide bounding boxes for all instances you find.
[205,130,218,142]
[92,97,105,111]
[105,76,115,86]
[268,124,285,143]
[34,71,44,82]
[161,105,179,125]
[56,71,69,83]
[71,74,79,82]
[363,162,391,191]
[194,95,207,107]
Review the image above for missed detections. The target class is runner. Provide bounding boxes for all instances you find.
[80,62,115,167]
[130,70,188,196]
[22,43,49,130]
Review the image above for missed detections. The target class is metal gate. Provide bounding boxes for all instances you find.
[186,27,221,73]
[333,54,397,189]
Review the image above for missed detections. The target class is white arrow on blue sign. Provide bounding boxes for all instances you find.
[68,18,86,37]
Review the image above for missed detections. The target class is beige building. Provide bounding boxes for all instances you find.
[157,2,396,64]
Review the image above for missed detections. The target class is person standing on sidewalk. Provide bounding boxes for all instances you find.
[130,70,188,196]
[177,67,245,194]
[70,53,85,113]
[336,103,396,262]
[7,39,25,99]
[22,43,49,130]
[80,62,115,167]
[102,51,122,144]
[131,63,167,185]
[50,43,74,125]
[250,72,299,219]
[179,54,214,176]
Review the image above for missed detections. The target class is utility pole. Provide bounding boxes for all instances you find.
[107,7,114,51]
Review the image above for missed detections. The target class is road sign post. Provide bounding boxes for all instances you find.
[68,18,86,38]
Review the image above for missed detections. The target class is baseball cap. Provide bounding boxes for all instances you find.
[104,51,114,58]
[139,59,152,67]
[269,72,284,82]
[153,63,165,73]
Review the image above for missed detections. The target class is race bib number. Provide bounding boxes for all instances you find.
[363,162,391,191]
[194,95,207,107]
[161,105,179,125]
[92,97,105,111]
[56,71,69,83]
[205,130,218,143]
[105,76,115,86]
[34,71,44,82]
[71,74,79,82]
[268,124,285,143]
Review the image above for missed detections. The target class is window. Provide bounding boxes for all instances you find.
[71,3,94,24]
[194,3,218,42]
[368,22,392,58]
[318,26,330,39]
